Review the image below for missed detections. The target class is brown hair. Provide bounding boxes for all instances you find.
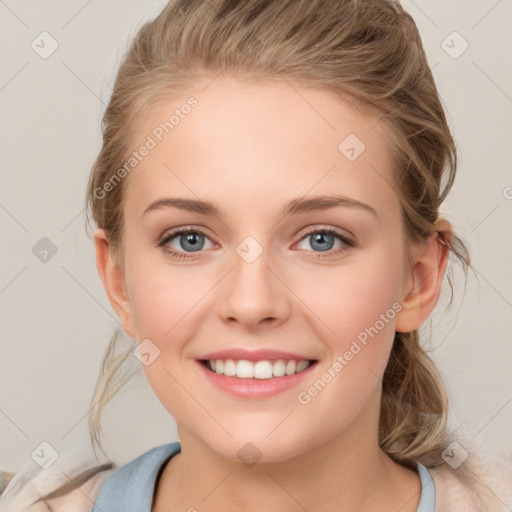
[26,0,494,507]
[86,0,471,463]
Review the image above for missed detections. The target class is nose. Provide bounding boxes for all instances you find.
[217,244,291,331]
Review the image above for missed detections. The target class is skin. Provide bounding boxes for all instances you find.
[94,75,451,512]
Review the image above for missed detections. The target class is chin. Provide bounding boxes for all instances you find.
[204,431,311,466]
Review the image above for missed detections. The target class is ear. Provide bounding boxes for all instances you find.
[395,219,452,334]
[93,228,135,338]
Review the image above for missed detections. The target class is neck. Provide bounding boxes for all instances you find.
[153,400,421,512]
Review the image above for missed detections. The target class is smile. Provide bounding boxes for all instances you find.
[201,358,314,379]
[196,358,319,399]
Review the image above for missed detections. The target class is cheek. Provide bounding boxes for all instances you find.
[128,279,177,340]
[124,248,205,341]
[123,256,202,416]
[298,243,404,346]
[293,243,403,411]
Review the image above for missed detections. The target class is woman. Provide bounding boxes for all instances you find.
[1,0,510,510]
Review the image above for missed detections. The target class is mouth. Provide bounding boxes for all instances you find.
[196,357,319,398]
[198,358,318,379]
[194,348,319,398]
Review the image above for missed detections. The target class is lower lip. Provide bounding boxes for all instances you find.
[196,360,318,399]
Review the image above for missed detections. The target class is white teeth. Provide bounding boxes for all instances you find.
[223,359,237,376]
[272,359,286,377]
[207,358,311,379]
[285,360,297,375]
[254,361,273,379]
[296,360,309,373]
[236,360,254,378]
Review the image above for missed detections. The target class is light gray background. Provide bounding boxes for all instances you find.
[1,0,511,471]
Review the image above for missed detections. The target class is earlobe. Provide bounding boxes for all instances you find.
[395,220,452,334]
[93,228,135,338]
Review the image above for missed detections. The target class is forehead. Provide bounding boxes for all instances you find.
[123,76,399,221]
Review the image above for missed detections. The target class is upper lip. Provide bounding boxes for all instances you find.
[197,348,316,362]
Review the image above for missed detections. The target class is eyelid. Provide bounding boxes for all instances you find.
[157,224,356,259]
[297,224,355,243]
[157,225,214,244]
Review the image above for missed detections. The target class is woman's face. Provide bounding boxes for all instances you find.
[97,76,418,462]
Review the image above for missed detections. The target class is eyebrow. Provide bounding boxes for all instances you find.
[142,195,378,218]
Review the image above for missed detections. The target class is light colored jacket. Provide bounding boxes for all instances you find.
[1,446,511,511]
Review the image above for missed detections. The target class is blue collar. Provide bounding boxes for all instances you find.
[92,443,435,511]
[416,460,436,511]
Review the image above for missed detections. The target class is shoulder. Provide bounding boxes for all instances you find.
[91,442,181,510]
[0,446,114,512]
[428,455,512,512]
[0,442,181,512]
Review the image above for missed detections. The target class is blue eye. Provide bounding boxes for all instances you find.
[157,228,214,259]
[157,226,355,260]
[296,227,355,257]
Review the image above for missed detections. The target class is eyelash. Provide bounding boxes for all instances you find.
[156,225,356,260]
